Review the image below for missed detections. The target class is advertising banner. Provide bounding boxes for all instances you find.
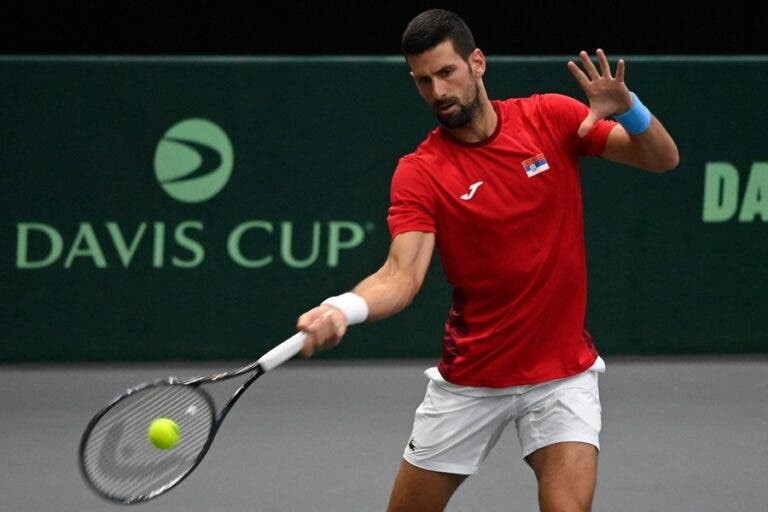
[1,56,765,360]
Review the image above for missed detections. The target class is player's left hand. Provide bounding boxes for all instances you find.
[568,49,633,137]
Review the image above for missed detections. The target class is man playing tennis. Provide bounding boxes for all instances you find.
[297,8,678,512]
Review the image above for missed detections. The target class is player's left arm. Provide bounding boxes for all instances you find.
[600,117,679,173]
[568,49,679,173]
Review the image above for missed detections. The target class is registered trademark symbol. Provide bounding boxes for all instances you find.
[365,222,376,232]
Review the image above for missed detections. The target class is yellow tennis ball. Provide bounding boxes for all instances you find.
[147,418,180,450]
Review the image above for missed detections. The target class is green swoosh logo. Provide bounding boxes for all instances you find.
[160,137,223,184]
[154,118,234,203]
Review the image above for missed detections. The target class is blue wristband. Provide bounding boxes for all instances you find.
[613,92,652,135]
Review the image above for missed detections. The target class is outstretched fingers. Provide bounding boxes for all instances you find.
[567,59,590,89]
[615,58,626,83]
[568,49,632,136]
[571,49,623,85]
[579,50,601,80]
[595,48,612,78]
[569,49,614,93]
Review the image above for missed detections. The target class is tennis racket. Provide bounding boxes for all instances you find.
[78,331,306,504]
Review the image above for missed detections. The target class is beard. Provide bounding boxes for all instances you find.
[433,81,482,129]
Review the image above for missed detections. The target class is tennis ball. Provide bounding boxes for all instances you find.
[147,417,180,450]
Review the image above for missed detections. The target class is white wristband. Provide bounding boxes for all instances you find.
[321,292,369,325]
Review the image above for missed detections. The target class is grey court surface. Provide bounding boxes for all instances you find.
[1,357,766,512]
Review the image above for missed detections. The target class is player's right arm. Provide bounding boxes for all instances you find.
[297,230,435,357]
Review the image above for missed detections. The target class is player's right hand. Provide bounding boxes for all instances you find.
[296,306,348,357]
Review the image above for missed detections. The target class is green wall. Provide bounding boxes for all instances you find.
[1,56,766,361]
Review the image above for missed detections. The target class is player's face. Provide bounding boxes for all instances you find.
[408,40,483,128]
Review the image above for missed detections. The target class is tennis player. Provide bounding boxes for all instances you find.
[297,9,678,512]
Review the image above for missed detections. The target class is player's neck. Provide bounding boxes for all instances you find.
[443,98,497,144]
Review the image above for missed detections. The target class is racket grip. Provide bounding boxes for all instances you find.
[257,332,307,371]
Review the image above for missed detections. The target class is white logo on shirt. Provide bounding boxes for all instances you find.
[460,181,483,200]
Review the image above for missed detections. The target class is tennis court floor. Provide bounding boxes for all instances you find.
[2,357,765,511]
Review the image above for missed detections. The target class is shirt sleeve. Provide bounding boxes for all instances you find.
[539,93,617,157]
[386,156,437,238]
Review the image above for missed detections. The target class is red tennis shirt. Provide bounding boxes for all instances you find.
[387,94,617,387]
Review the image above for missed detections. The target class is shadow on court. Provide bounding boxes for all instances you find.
[1,357,766,511]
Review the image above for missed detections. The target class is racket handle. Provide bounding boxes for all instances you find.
[257,332,307,371]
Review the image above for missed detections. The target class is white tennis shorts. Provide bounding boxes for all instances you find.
[403,357,605,475]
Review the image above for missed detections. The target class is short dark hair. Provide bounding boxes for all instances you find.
[401,9,476,59]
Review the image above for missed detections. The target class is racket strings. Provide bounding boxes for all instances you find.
[81,384,214,502]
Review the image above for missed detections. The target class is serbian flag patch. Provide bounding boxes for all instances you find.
[521,153,550,177]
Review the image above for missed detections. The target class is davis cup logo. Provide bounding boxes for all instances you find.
[15,116,372,270]
[153,118,234,203]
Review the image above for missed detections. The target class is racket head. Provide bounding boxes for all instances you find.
[78,380,217,504]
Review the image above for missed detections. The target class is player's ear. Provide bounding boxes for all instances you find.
[469,48,486,78]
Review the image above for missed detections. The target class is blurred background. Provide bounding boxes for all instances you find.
[1,0,766,362]
[1,0,767,56]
